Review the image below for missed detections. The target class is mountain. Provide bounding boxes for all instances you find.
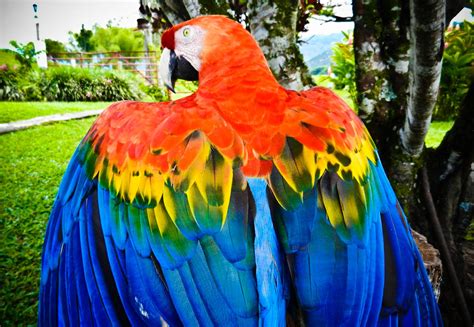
[307,49,333,70]
[298,33,344,71]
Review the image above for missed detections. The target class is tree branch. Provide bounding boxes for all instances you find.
[310,15,354,22]
[400,0,445,156]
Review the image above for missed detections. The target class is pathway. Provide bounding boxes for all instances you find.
[0,109,103,134]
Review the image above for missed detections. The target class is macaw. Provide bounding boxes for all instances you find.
[39,15,442,326]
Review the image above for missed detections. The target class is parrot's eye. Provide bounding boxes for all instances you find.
[183,27,191,37]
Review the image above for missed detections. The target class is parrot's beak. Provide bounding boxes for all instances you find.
[159,48,199,93]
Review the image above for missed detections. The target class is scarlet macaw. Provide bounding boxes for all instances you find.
[39,16,442,326]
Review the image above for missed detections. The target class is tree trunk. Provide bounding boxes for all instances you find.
[246,0,312,89]
[352,0,414,208]
[400,0,445,156]
[424,83,474,326]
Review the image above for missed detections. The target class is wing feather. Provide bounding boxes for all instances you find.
[39,99,266,325]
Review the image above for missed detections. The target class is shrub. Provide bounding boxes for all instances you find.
[0,66,146,101]
[141,83,169,101]
[0,68,24,100]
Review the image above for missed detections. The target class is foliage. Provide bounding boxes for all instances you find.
[45,39,68,56]
[68,24,155,54]
[0,66,144,101]
[141,84,169,101]
[325,23,473,121]
[91,26,152,53]
[0,101,111,123]
[42,67,141,101]
[297,0,328,32]
[434,21,474,120]
[0,49,22,69]
[326,32,358,107]
[0,69,24,101]
[0,117,95,325]
[8,40,42,68]
[425,121,454,148]
[71,24,95,52]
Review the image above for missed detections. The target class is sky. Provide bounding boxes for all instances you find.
[0,0,139,48]
[0,0,356,50]
[0,0,472,50]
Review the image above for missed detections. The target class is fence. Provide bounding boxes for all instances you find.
[47,51,160,84]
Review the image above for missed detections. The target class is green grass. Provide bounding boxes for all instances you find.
[0,118,95,325]
[425,121,454,148]
[0,102,112,123]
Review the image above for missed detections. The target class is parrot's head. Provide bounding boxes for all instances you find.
[159,15,272,92]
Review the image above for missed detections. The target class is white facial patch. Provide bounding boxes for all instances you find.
[174,25,205,72]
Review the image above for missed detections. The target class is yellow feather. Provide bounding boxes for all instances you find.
[149,173,164,204]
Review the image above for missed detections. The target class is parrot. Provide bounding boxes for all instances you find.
[38,15,442,326]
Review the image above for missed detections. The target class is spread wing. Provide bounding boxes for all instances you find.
[263,87,442,326]
[38,98,282,326]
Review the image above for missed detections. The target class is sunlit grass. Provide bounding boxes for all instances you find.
[0,101,111,123]
[0,118,95,325]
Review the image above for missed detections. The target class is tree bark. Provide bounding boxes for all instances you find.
[352,0,410,149]
[352,0,417,209]
[400,0,445,156]
[140,0,191,25]
[246,0,312,89]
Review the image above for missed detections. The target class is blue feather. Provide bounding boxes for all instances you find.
[248,178,288,327]
[161,266,203,325]
[71,222,94,325]
[64,229,79,325]
[124,238,182,325]
[199,236,258,319]
[213,188,250,264]
[78,198,111,323]
[102,233,145,325]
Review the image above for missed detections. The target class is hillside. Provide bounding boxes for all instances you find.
[299,33,344,71]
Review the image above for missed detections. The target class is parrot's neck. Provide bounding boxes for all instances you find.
[195,59,285,109]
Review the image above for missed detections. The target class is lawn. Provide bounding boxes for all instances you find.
[0,101,111,123]
[0,117,95,325]
[0,101,453,325]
